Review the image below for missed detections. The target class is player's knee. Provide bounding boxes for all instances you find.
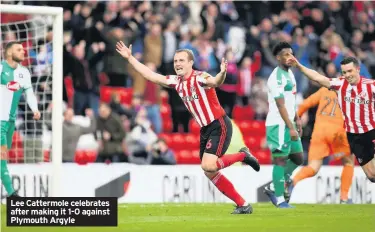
[273,157,287,166]
[201,161,217,172]
[363,160,375,182]
[366,170,375,183]
[289,153,304,166]
[204,171,217,180]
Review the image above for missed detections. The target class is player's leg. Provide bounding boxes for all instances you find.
[264,124,293,208]
[361,159,375,182]
[292,137,329,185]
[340,154,355,203]
[200,116,259,172]
[347,131,375,182]
[203,166,251,214]
[284,123,304,181]
[330,132,355,202]
[200,116,252,214]
[0,121,17,196]
[284,140,304,183]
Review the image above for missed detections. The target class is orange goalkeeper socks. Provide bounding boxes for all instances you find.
[340,165,354,201]
[292,166,316,186]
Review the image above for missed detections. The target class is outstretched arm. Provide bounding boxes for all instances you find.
[287,56,331,88]
[204,58,228,88]
[116,41,169,87]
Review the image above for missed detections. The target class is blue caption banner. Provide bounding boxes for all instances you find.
[6,197,118,227]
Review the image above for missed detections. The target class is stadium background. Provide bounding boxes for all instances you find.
[0,1,375,201]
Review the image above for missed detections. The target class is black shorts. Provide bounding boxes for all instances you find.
[347,129,375,166]
[199,115,233,160]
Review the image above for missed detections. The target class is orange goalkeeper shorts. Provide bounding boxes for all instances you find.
[308,126,351,161]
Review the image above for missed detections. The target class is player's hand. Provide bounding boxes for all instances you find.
[85,108,94,118]
[289,128,299,141]
[295,118,303,137]
[286,55,300,68]
[220,58,228,74]
[116,41,132,59]
[103,131,111,141]
[33,111,41,120]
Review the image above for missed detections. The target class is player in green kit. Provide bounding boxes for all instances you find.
[1,41,40,197]
[263,42,304,208]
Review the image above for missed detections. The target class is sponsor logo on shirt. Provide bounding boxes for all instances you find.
[358,91,368,99]
[181,94,199,102]
[344,96,370,105]
[6,81,21,91]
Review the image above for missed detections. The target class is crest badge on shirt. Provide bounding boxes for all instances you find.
[358,91,368,100]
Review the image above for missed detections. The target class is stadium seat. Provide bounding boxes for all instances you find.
[74,150,88,165]
[159,133,172,144]
[0,13,28,23]
[161,90,169,104]
[8,149,24,163]
[175,150,200,164]
[11,131,23,149]
[185,134,200,149]
[98,72,109,85]
[119,88,133,105]
[249,120,266,135]
[160,104,171,119]
[85,150,97,163]
[43,150,50,162]
[7,149,16,163]
[237,120,252,135]
[21,41,33,66]
[244,136,263,151]
[169,134,186,150]
[189,119,200,134]
[64,76,74,105]
[232,105,255,120]
[162,119,173,133]
[254,150,271,164]
[100,87,133,105]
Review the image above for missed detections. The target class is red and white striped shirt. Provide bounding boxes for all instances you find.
[166,70,226,127]
[330,77,375,134]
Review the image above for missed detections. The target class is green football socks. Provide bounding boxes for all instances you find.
[272,165,285,197]
[1,159,15,195]
[284,159,299,182]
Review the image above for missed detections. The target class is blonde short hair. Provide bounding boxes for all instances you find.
[175,49,195,62]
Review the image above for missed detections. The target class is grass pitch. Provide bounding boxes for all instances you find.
[1,203,374,232]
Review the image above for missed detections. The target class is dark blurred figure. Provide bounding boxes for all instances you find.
[96,103,126,162]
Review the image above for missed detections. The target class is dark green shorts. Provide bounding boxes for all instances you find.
[1,120,16,149]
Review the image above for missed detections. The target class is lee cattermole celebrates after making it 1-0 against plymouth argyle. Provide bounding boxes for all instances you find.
[116,41,260,214]
[287,55,375,183]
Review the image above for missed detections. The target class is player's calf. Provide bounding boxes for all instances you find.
[288,153,304,166]
[205,171,249,209]
[201,153,220,172]
[0,146,16,196]
[266,156,290,206]
[361,158,375,183]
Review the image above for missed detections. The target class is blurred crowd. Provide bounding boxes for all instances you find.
[1,1,375,164]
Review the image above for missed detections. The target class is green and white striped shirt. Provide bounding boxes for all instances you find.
[266,67,297,126]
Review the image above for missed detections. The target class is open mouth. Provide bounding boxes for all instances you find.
[176,67,183,72]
